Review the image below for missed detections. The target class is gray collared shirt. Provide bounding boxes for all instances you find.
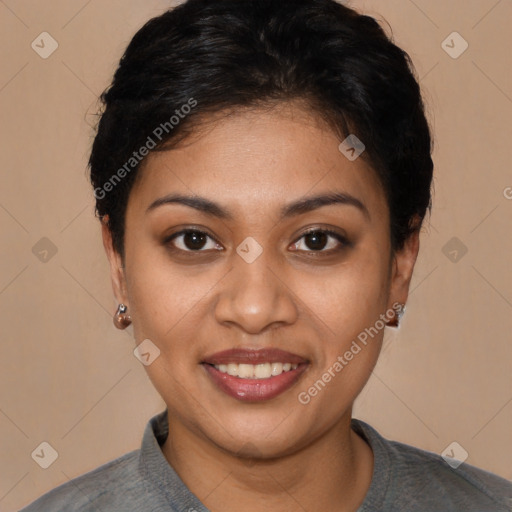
[19,409,512,511]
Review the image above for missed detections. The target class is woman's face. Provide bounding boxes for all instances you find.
[103,103,418,457]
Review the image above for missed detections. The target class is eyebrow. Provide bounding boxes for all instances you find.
[145,192,370,221]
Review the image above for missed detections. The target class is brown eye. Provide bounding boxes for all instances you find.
[304,231,329,250]
[167,230,222,252]
[290,229,350,253]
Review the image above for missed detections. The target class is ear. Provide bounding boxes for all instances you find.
[387,217,421,310]
[101,215,129,306]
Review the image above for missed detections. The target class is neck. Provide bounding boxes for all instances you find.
[161,411,374,512]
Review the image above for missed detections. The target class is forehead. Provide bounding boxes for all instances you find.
[128,104,388,222]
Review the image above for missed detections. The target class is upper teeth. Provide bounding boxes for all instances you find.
[213,362,299,379]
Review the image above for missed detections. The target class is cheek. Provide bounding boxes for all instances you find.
[297,269,386,417]
[128,269,203,337]
[301,241,389,385]
[311,244,390,331]
[124,247,225,361]
[124,262,210,400]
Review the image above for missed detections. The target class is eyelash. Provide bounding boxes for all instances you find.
[164,227,351,256]
[291,228,351,254]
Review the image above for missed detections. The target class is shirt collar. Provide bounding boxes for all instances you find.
[139,408,209,511]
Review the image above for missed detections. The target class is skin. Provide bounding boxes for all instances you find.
[102,102,420,512]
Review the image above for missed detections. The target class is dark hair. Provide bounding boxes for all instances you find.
[89,0,434,259]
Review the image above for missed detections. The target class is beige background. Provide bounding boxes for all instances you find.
[1,0,511,510]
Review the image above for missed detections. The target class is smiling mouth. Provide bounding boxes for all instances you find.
[201,347,309,401]
[209,362,300,379]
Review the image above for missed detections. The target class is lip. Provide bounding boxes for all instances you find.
[203,362,309,402]
[201,348,310,402]
[202,347,308,365]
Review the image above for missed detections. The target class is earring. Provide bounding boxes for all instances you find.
[114,303,132,329]
[386,303,406,328]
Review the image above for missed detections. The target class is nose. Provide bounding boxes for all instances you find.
[214,250,299,335]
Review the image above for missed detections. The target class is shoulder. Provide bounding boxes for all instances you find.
[388,437,512,509]
[19,449,148,512]
[352,419,512,512]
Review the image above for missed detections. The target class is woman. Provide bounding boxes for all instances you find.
[21,0,512,510]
